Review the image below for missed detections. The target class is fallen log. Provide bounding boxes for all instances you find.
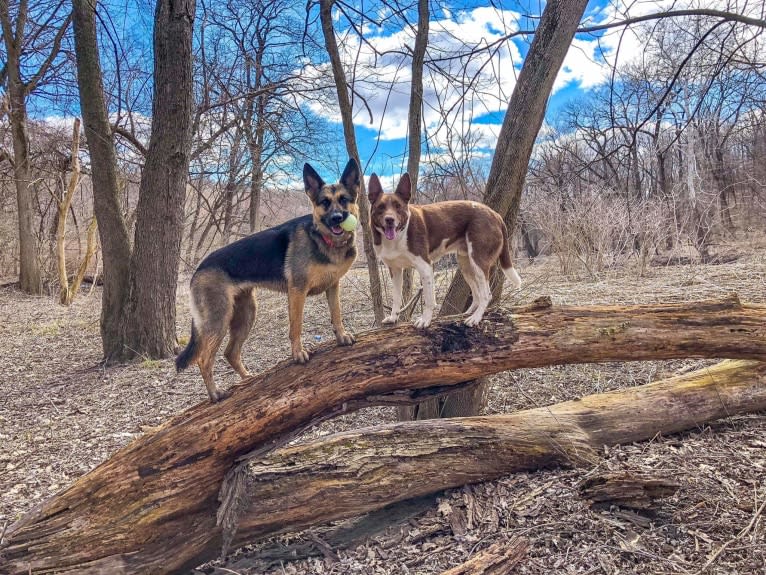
[439,539,528,575]
[2,297,766,574]
[578,471,680,509]
[227,359,766,550]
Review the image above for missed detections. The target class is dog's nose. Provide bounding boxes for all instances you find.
[329,212,344,225]
[384,216,395,226]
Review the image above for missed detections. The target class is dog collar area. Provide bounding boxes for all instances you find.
[317,230,351,247]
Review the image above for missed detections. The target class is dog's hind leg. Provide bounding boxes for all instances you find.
[198,333,228,402]
[412,257,435,328]
[456,253,481,316]
[224,288,257,380]
[464,241,492,327]
[192,277,233,402]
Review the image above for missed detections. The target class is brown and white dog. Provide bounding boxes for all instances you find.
[368,172,521,328]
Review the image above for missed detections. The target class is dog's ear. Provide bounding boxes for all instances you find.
[368,173,383,204]
[340,158,360,199]
[303,163,325,203]
[395,172,412,203]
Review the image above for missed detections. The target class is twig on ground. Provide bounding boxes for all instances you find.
[693,495,766,574]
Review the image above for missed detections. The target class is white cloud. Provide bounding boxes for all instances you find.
[303,0,764,162]
[302,5,524,149]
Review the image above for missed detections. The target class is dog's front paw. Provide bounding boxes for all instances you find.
[336,331,355,346]
[292,347,311,364]
[382,314,399,325]
[464,312,484,327]
[208,387,231,403]
[413,315,432,329]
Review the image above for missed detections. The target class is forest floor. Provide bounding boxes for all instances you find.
[1,239,765,574]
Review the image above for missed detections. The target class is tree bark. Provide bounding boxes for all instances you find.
[71,0,133,357]
[406,0,428,195]
[118,0,196,360]
[418,0,592,419]
[2,297,765,573]
[319,0,384,324]
[222,127,243,244]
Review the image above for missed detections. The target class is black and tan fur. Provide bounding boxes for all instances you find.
[176,159,360,402]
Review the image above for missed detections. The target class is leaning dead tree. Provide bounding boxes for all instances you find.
[1,296,766,573]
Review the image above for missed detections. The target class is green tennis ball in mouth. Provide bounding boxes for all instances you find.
[339,213,358,231]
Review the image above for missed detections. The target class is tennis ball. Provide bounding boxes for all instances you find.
[339,213,358,231]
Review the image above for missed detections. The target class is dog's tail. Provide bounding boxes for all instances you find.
[175,321,200,372]
[499,230,522,289]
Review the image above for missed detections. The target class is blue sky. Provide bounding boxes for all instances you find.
[311,0,640,180]
[28,0,687,183]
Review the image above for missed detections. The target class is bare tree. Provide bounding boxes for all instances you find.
[53,117,97,305]
[118,0,197,359]
[0,0,71,294]
[72,0,196,360]
[71,0,133,357]
[318,0,384,324]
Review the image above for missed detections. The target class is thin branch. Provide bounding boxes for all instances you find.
[579,9,766,34]
[25,11,72,95]
[111,124,147,157]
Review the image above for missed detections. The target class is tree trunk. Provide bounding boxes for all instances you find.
[66,217,99,304]
[56,118,82,304]
[0,0,70,294]
[397,0,429,325]
[1,36,42,294]
[222,128,243,244]
[245,53,267,234]
[247,108,266,233]
[72,0,133,358]
[319,0,384,324]
[2,296,765,573]
[413,0,591,419]
[184,176,204,270]
[118,0,196,360]
[712,146,735,233]
[630,139,642,200]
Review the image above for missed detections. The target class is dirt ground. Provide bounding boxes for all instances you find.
[1,242,765,574]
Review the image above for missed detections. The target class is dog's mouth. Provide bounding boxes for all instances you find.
[384,223,396,241]
[330,225,344,236]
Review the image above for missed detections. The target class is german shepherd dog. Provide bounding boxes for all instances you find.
[368,172,521,328]
[176,159,360,402]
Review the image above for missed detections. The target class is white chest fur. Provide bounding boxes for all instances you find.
[374,220,418,268]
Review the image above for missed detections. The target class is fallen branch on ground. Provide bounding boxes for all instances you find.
[439,538,529,575]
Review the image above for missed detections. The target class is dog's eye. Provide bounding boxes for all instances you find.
[339,197,349,207]
[321,199,331,209]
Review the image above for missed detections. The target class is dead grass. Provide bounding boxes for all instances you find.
[1,243,765,574]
